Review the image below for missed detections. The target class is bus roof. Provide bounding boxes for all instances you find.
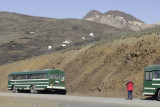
[8,69,64,76]
[144,65,160,71]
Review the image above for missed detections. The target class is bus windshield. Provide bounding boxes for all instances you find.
[50,74,64,80]
[153,70,159,78]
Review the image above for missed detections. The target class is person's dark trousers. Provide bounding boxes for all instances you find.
[128,91,133,100]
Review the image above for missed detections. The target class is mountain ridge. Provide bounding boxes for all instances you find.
[83,10,160,31]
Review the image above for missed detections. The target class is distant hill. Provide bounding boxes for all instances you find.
[83,10,160,31]
[0,11,129,65]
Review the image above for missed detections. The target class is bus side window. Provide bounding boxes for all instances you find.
[146,71,152,80]
[15,75,17,80]
[21,75,24,79]
[24,74,27,79]
[31,74,34,79]
[35,74,38,79]
[42,74,47,79]
[27,74,31,79]
[154,70,159,78]
[19,75,21,80]
[38,74,42,79]
[13,75,15,80]
[22,75,26,79]
[149,72,152,80]
[37,74,41,79]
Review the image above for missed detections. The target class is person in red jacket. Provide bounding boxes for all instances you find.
[126,79,134,100]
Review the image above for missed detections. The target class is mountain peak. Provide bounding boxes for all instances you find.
[83,10,103,19]
[104,10,144,23]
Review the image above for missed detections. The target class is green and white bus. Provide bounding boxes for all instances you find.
[7,69,66,94]
[143,65,160,100]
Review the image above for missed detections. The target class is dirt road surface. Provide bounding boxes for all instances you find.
[0,92,159,107]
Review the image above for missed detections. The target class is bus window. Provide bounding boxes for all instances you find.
[42,74,47,79]
[15,75,18,80]
[27,74,31,79]
[39,74,43,79]
[31,74,34,79]
[146,71,152,80]
[34,74,37,79]
[22,75,24,79]
[24,75,26,79]
[54,74,59,79]
[149,72,152,80]
[50,74,64,79]
[154,70,159,78]
[13,75,15,80]
[50,74,54,79]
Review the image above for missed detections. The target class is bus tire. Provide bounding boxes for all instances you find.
[30,85,37,94]
[13,86,17,93]
[157,90,160,101]
[58,90,66,95]
[62,90,66,95]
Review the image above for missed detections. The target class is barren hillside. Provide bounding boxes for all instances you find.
[0,11,129,65]
[0,27,160,98]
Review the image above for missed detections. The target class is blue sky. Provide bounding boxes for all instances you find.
[0,0,159,24]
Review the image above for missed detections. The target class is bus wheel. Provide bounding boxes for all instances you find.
[157,90,160,101]
[13,86,17,93]
[30,86,37,94]
[61,90,66,95]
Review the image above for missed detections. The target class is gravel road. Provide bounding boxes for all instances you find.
[0,92,159,107]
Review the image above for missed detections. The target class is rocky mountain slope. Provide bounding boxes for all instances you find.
[83,10,160,31]
[0,26,160,98]
[0,11,129,65]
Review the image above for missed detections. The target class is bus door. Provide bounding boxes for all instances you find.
[144,71,153,91]
[152,70,160,88]
[144,70,160,95]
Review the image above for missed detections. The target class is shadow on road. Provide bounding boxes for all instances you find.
[142,96,158,101]
[17,90,66,95]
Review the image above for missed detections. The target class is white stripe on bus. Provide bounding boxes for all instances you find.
[152,78,160,81]
[144,87,155,90]
[11,82,48,84]
[11,79,48,81]
[15,85,30,86]
[35,88,45,90]
[8,85,12,86]
[24,88,30,90]
[152,84,160,86]
[143,92,154,95]
[35,85,48,86]
[9,85,48,87]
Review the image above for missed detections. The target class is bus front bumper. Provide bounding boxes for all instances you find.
[143,92,154,96]
[47,86,65,90]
